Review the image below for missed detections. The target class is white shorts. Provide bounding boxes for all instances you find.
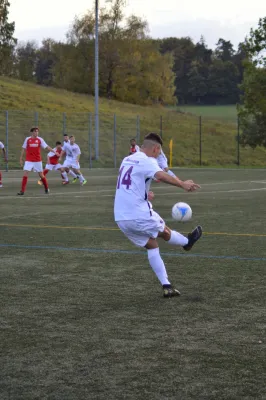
[24,161,43,172]
[45,163,62,171]
[63,159,80,169]
[117,211,165,247]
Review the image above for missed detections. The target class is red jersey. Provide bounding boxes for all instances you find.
[22,136,48,162]
[48,148,62,165]
[129,144,140,155]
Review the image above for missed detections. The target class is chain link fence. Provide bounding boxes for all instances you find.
[0,110,266,170]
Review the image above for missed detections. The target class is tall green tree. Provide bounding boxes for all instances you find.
[239,17,266,148]
[15,41,38,81]
[0,0,17,74]
[35,39,56,86]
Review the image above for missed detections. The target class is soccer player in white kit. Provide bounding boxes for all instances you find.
[157,149,176,178]
[114,133,202,298]
[0,140,8,187]
[61,136,87,185]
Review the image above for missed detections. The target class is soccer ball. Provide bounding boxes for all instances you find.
[171,202,192,222]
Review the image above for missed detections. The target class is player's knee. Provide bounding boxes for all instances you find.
[162,226,171,241]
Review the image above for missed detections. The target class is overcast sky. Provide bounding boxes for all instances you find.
[10,0,266,49]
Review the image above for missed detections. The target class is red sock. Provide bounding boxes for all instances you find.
[41,177,48,190]
[21,176,28,192]
[43,169,49,176]
[0,171,2,184]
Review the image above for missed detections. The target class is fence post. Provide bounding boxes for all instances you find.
[5,111,8,172]
[34,111,39,126]
[62,112,66,136]
[237,115,240,166]
[136,115,140,143]
[199,116,202,166]
[89,113,92,169]
[114,114,117,168]
[160,115,163,138]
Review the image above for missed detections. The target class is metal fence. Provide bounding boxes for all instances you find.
[0,110,265,169]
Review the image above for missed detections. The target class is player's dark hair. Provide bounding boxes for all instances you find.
[130,138,136,142]
[63,133,68,137]
[56,141,61,145]
[69,135,74,139]
[30,126,39,132]
[144,133,163,146]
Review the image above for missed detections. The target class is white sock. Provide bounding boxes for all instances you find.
[147,248,170,285]
[69,170,77,178]
[62,171,68,182]
[167,170,176,178]
[168,230,188,246]
[79,174,85,183]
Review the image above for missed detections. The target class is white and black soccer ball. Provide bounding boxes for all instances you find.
[171,202,192,222]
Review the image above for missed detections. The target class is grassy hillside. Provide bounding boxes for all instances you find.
[0,77,265,168]
[176,105,238,122]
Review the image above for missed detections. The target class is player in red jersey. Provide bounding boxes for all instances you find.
[17,127,58,195]
[129,138,140,155]
[0,140,8,188]
[37,141,68,186]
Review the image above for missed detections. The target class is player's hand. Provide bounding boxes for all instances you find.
[148,191,154,201]
[181,180,201,192]
[55,152,60,157]
[20,158,24,168]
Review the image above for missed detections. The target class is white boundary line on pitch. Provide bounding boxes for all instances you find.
[1,186,266,200]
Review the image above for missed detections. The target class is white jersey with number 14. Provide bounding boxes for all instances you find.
[114,151,162,221]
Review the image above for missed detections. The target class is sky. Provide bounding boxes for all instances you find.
[9,0,266,49]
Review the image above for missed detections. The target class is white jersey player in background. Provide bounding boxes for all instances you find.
[157,149,176,178]
[60,135,87,186]
[114,132,202,298]
[61,134,79,183]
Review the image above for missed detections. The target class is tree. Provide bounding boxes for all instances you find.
[0,0,17,74]
[215,38,235,62]
[35,39,56,86]
[15,41,38,81]
[238,17,266,148]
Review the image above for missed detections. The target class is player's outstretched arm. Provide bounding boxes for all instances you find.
[155,171,200,192]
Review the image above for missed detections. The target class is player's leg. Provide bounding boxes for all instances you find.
[145,237,180,297]
[158,225,202,251]
[60,167,69,185]
[38,165,50,185]
[0,170,2,187]
[18,168,30,195]
[38,171,49,193]
[73,168,87,186]
[117,218,179,298]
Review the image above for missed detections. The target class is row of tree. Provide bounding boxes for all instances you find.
[1,0,247,105]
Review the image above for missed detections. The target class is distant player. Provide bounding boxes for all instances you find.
[37,141,68,186]
[0,140,8,188]
[61,134,79,183]
[129,138,140,155]
[60,135,87,186]
[114,132,202,298]
[17,127,58,195]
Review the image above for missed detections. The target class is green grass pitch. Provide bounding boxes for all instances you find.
[0,168,266,399]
